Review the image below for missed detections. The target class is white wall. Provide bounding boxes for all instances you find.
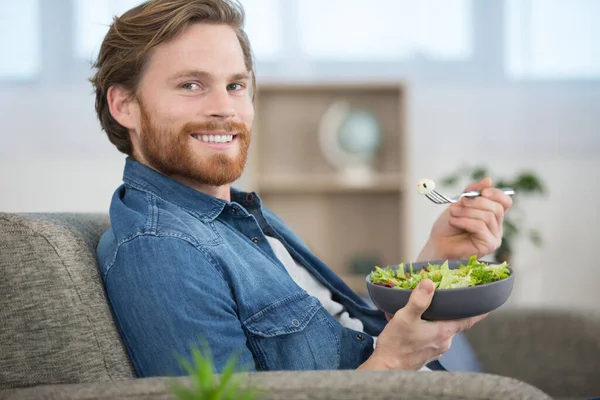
[1,82,599,311]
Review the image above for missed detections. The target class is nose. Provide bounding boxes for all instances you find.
[204,87,235,119]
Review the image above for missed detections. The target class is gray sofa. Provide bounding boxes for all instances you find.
[0,213,598,400]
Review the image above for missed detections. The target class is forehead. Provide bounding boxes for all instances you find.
[145,23,248,77]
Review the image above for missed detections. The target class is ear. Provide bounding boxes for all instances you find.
[106,85,138,131]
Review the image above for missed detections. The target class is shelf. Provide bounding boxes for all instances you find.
[249,82,410,298]
[252,84,405,177]
[256,173,406,194]
[255,81,406,93]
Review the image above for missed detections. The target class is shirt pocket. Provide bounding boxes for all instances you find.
[242,291,341,371]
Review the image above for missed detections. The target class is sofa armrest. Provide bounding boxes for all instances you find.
[464,308,600,399]
[0,370,551,400]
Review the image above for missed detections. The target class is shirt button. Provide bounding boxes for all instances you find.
[231,206,237,214]
[251,237,259,243]
[356,333,365,341]
[291,319,300,327]
[246,193,254,202]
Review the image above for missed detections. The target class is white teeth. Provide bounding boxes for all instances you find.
[196,134,234,143]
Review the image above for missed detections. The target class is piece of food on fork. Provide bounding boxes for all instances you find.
[417,178,436,195]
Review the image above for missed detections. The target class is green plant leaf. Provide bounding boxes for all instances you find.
[440,174,459,186]
[471,167,488,181]
[215,352,242,398]
[494,179,510,189]
[529,229,542,246]
[192,345,215,392]
[221,380,244,400]
[503,218,519,239]
[514,172,545,194]
[175,354,198,382]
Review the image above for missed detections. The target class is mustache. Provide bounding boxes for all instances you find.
[182,120,249,135]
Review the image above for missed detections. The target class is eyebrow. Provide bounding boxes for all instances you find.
[167,70,250,83]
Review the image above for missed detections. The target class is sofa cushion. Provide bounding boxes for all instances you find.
[0,370,553,400]
[465,308,600,399]
[0,213,135,389]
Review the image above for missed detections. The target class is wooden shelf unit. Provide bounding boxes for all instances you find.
[246,82,410,296]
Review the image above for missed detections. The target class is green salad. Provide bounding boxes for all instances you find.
[370,255,511,290]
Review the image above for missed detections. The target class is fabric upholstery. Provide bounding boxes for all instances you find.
[466,307,600,399]
[0,370,552,400]
[0,213,135,389]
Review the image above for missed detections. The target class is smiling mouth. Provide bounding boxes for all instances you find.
[191,133,237,144]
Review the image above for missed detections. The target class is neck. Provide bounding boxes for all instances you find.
[174,175,231,201]
[136,156,232,202]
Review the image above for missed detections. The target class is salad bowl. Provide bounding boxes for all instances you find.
[365,256,514,320]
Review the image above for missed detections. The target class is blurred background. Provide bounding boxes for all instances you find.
[1,0,599,311]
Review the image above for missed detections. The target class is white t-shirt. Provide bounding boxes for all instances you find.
[265,236,365,332]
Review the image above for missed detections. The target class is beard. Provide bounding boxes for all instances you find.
[137,103,251,187]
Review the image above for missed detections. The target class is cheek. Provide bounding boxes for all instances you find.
[162,100,196,120]
[235,97,254,127]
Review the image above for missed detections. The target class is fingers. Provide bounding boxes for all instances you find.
[465,177,513,212]
[399,279,435,322]
[448,217,499,250]
[482,187,513,211]
[463,177,493,193]
[451,197,503,236]
[447,313,489,334]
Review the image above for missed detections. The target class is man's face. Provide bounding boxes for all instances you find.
[132,23,254,187]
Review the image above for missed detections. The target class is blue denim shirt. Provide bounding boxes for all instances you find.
[96,158,389,377]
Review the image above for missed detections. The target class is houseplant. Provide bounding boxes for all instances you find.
[171,339,263,400]
[440,165,546,264]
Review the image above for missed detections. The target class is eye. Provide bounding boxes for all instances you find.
[227,83,243,91]
[181,82,201,90]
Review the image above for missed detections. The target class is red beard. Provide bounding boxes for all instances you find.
[138,103,251,187]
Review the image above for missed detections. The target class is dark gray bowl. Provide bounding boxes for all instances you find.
[365,259,514,320]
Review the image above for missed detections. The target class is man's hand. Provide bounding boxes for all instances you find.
[358,279,487,371]
[418,177,513,261]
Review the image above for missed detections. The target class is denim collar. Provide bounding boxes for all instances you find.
[122,157,260,221]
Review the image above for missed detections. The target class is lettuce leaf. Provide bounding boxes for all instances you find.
[369,255,510,290]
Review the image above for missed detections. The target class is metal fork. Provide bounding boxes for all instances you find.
[426,188,515,204]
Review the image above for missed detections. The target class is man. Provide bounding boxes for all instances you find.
[93,0,512,377]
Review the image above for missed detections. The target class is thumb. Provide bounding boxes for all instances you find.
[464,177,493,193]
[401,279,435,322]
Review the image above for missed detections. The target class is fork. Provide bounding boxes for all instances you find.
[426,188,515,204]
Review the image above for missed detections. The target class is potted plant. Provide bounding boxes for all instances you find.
[440,165,546,264]
[171,339,263,400]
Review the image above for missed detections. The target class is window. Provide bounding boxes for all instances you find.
[73,0,146,63]
[505,0,600,79]
[1,0,599,83]
[240,0,283,61]
[0,0,41,80]
[74,0,282,64]
[296,0,473,61]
